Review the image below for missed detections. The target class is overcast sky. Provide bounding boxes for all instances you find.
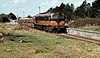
[0,0,94,17]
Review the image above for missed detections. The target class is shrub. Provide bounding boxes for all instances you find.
[70,18,100,28]
[0,13,10,23]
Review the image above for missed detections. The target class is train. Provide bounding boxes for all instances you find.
[18,12,68,33]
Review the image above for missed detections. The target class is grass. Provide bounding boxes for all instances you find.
[80,26,100,32]
[0,24,100,58]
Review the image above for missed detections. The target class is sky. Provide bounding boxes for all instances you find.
[0,0,94,17]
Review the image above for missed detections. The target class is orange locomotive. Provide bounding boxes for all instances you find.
[34,12,67,32]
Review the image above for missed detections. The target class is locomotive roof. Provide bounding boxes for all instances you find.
[35,12,54,17]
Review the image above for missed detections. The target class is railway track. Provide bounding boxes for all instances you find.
[34,28,100,45]
[28,26,100,45]
[56,33,100,45]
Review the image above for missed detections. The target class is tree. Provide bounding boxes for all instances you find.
[46,0,100,20]
[59,3,65,13]
[8,13,17,20]
[46,3,66,13]
[47,7,53,12]
[75,0,92,18]
[86,3,91,17]
[0,13,10,22]
[92,0,100,10]
[53,6,60,12]
[90,8,99,18]
[92,0,100,18]
[27,15,32,18]
[62,3,75,22]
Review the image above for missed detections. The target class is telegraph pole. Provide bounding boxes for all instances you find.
[23,11,25,25]
[39,6,41,14]
[23,11,25,19]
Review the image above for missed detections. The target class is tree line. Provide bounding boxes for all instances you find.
[0,13,17,23]
[0,13,34,23]
[46,0,100,22]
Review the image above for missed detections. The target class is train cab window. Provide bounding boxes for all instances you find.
[45,16,50,21]
[49,16,51,21]
[51,14,64,20]
[42,17,45,20]
[59,16,64,19]
[51,15,58,20]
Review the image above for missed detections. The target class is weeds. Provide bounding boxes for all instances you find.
[0,24,100,58]
[0,38,4,43]
[35,48,48,53]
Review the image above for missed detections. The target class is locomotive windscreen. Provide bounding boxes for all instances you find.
[51,14,64,20]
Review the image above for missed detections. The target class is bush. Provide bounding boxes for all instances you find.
[0,13,10,23]
[70,18,100,28]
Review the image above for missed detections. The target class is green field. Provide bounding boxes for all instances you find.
[80,26,100,32]
[0,24,100,58]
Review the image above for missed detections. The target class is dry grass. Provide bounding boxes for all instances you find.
[0,23,100,58]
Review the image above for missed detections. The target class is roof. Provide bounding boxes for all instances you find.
[35,12,54,17]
